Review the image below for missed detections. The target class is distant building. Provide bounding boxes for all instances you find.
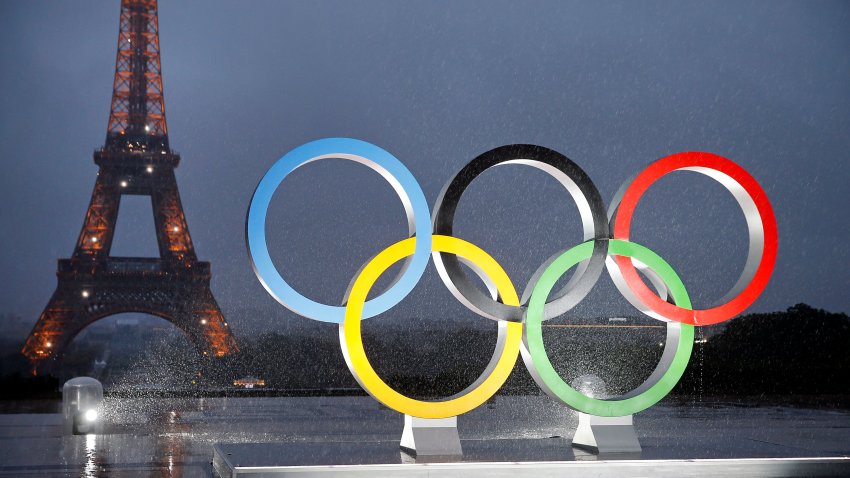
[234,376,266,389]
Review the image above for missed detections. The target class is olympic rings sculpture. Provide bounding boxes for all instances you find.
[247,138,777,419]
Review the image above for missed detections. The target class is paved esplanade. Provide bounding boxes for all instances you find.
[0,396,848,477]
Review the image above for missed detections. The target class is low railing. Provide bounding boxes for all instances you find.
[58,258,210,276]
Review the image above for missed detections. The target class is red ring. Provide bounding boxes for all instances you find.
[612,152,778,325]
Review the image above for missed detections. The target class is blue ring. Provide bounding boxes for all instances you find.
[246,138,432,323]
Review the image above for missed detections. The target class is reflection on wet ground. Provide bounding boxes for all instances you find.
[0,396,848,476]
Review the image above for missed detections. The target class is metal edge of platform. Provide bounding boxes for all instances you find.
[212,446,850,478]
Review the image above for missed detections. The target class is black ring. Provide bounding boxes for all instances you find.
[432,144,609,322]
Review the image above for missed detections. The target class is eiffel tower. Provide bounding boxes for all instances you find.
[22,0,237,373]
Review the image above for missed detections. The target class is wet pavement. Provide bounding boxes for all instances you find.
[0,396,848,476]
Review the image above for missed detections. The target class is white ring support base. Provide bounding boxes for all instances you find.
[572,413,642,453]
[400,415,463,456]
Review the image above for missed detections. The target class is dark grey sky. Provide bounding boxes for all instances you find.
[1,1,848,340]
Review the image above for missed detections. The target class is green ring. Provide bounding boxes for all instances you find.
[524,239,694,416]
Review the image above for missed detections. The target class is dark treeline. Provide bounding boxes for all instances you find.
[1,304,847,400]
[674,303,849,396]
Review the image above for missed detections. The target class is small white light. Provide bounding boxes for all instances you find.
[84,409,98,422]
[46,341,52,348]
[91,237,98,243]
[120,180,128,188]
[200,319,207,325]
[146,166,153,173]
[172,226,179,232]
[145,125,150,132]
[82,290,90,298]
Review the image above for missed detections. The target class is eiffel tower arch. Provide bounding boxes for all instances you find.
[22,0,237,373]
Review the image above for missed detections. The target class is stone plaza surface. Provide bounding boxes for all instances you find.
[0,396,848,477]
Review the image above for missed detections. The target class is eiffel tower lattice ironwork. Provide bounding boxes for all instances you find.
[22,0,237,372]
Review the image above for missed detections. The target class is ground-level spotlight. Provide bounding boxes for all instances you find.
[63,377,103,435]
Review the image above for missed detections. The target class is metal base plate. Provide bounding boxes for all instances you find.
[212,440,850,478]
[399,415,463,456]
[572,413,641,453]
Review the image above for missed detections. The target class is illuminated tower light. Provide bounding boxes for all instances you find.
[120,180,128,188]
[81,290,90,298]
[146,166,154,173]
[172,226,180,232]
[200,319,208,325]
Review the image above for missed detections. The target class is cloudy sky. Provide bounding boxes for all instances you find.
[1,1,848,340]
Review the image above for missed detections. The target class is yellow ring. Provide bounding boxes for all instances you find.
[341,235,522,418]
